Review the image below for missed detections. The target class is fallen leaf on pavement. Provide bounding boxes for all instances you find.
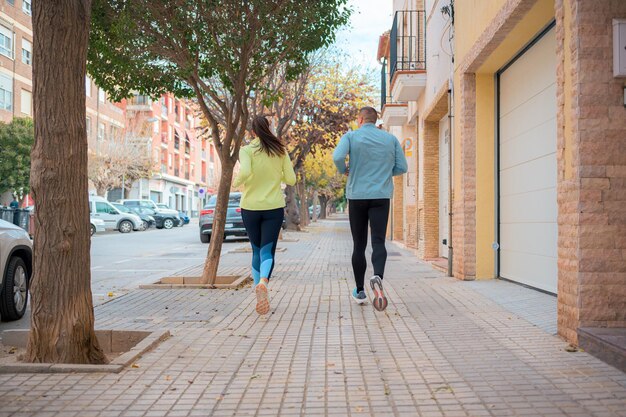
[107,292,115,297]
[131,363,140,368]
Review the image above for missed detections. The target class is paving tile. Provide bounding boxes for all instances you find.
[1,218,626,416]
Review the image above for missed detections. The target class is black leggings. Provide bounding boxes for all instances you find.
[348,199,390,292]
[241,207,284,284]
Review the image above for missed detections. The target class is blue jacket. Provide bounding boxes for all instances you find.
[333,123,408,200]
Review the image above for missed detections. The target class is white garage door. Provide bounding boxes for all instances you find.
[499,27,557,294]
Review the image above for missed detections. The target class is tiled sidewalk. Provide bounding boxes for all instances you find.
[0,217,625,417]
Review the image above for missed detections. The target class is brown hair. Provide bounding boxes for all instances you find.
[359,107,378,124]
[251,116,286,158]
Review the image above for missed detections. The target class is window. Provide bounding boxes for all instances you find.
[110,125,120,140]
[0,25,13,58]
[96,202,113,214]
[168,154,172,167]
[20,89,30,115]
[22,0,31,15]
[98,122,105,142]
[86,116,92,138]
[85,76,92,97]
[0,74,12,111]
[98,88,105,103]
[21,38,31,65]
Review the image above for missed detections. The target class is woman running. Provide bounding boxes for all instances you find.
[233,116,296,315]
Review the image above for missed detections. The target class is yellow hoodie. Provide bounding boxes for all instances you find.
[233,139,297,210]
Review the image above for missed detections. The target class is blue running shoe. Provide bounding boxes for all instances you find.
[370,275,388,311]
[351,288,367,305]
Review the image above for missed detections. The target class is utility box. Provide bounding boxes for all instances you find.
[614,19,626,77]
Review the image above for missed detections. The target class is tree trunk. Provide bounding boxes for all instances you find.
[319,195,328,219]
[96,185,106,197]
[297,177,308,228]
[311,189,318,222]
[201,159,234,285]
[284,185,300,230]
[26,0,107,364]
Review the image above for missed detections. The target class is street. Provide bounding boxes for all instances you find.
[0,220,248,332]
[90,219,245,304]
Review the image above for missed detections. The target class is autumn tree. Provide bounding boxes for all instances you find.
[0,118,34,203]
[26,0,107,364]
[88,138,154,197]
[89,0,350,285]
[285,63,373,228]
[303,147,346,220]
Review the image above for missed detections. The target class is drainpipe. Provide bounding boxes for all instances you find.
[446,2,455,278]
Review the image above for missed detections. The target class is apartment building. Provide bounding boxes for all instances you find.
[379,0,626,349]
[116,93,220,216]
[379,0,450,264]
[0,1,126,204]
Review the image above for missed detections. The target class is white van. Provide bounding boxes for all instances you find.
[88,196,142,233]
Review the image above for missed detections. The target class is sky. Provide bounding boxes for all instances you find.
[335,0,394,72]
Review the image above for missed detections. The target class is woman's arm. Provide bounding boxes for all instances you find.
[282,152,296,186]
[233,148,252,187]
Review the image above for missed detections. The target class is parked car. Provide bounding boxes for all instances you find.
[90,217,105,236]
[178,211,190,226]
[89,196,142,233]
[309,205,321,219]
[0,219,32,321]
[199,193,247,243]
[118,199,181,229]
[113,203,153,231]
[129,206,177,230]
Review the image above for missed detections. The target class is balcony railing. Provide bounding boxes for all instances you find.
[390,10,426,82]
[381,63,387,108]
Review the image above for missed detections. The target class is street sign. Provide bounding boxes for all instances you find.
[198,187,206,196]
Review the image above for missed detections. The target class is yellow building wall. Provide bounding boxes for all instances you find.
[453,0,556,278]
[475,74,495,279]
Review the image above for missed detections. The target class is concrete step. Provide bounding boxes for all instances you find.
[578,327,626,373]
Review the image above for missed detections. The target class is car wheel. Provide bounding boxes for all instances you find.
[0,256,29,322]
[90,224,96,236]
[177,219,184,227]
[163,218,174,229]
[200,232,210,243]
[141,220,149,231]
[119,220,133,233]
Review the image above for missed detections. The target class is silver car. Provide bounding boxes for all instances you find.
[0,219,32,321]
[199,193,247,243]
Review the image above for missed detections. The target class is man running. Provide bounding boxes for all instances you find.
[332,107,408,311]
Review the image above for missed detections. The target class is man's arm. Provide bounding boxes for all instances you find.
[332,133,350,174]
[392,139,408,176]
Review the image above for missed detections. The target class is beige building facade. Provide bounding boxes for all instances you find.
[379,0,626,347]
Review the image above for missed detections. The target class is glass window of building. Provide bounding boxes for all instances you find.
[0,25,13,58]
[86,116,92,138]
[22,0,31,15]
[98,122,105,142]
[85,76,92,97]
[21,39,31,65]
[20,89,31,115]
[98,88,106,103]
[0,73,13,110]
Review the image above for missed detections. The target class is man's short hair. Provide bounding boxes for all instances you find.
[359,107,378,124]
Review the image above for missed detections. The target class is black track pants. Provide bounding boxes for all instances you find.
[348,199,390,292]
[241,207,284,284]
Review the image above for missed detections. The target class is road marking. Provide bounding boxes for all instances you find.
[91,266,103,270]
[113,259,134,264]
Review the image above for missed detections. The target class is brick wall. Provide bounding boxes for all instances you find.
[419,121,440,259]
[557,0,626,343]
[393,176,404,242]
[452,73,477,280]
